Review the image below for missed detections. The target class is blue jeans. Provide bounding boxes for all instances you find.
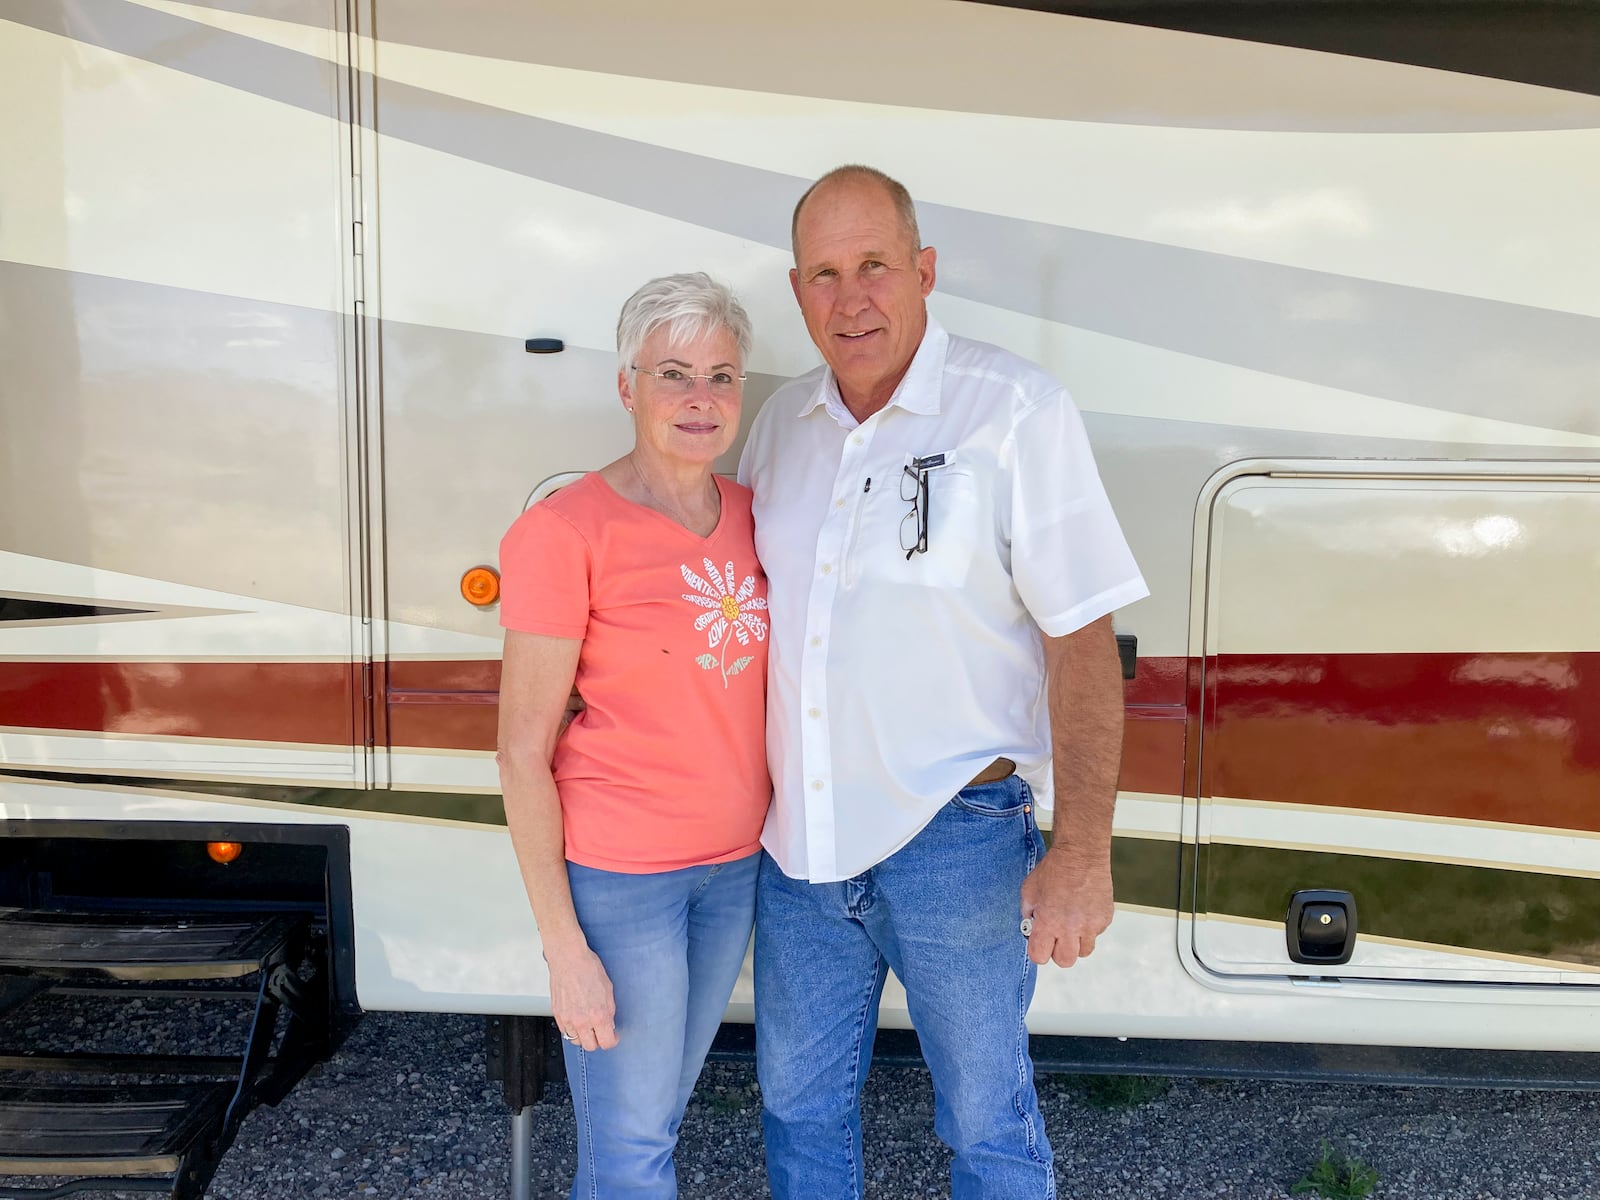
[562,853,758,1199]
[755,776,1054,1199]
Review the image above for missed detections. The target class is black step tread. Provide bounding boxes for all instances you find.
[0,1081,232,1175]
[0,910,303,980]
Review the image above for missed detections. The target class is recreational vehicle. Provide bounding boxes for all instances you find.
[1,0,1597,1195]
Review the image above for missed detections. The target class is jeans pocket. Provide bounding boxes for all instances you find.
[949,775,1027,817]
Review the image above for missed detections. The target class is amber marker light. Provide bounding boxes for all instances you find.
[207,841,243,865]
[461,565,501,607]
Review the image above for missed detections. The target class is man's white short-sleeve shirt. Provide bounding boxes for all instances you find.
[739,319,1148,883]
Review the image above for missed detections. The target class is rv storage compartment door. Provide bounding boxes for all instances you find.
[1192,470,1600,986]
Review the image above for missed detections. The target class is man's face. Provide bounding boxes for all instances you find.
[790,179,936,415]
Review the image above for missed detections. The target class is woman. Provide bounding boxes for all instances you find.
[496,273,768,1199]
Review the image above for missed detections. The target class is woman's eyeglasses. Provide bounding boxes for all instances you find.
[632,366,745,395]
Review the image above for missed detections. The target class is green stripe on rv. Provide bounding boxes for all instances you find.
[0,771,510,828]
[1074,834,1599,970]
[132,778,510,827]
[6,771,1593,969]
[1197,843,1600,970]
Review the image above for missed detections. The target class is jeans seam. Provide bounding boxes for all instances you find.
[688,863,722,903]
[841,939,878,1200]
[948,799,1028,817]
[575,1048,598,1200]
[1015,784,1053,1187]
[1012,947,1052,1176]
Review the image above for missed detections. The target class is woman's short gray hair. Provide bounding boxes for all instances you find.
[616,272,753,375]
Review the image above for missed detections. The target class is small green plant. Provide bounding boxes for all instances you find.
[702,1088,749,1115]
[1068,1073,1171,1110]
[1292,1139,1379,1199]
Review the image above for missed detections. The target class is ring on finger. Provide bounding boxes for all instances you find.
[1019,917,1035,938]
[560,1030,581,1045]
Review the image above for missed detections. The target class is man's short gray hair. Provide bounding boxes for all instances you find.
[616,272,753,375]
[791,165,921,262]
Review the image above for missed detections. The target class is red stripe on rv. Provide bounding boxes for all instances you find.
[383,690,1193,793]
[7,652,1597,836]
[0,661,356,745]
[1209,652,1600,833]
[389,659,500,692]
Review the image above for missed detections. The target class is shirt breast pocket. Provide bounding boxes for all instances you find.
[852,467,983,589]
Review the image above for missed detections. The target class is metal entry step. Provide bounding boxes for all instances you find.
[0,911,302,981]
[0,906,332,1198]
[0,1082,232,1179]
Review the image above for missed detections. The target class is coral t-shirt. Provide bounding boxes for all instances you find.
[498,472,770,873]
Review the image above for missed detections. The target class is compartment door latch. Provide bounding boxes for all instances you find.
[1287,889,1357,966]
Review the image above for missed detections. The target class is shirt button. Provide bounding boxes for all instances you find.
[852,434,864,445]
[835,498,845,508]
[808,708,821,719]
[811,779,825,791]
[820,563,832,575]
[810,636,822,647]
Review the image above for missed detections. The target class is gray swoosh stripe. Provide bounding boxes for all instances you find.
[378,74,1600,436]
[173,0,1600,131]
[3,0,339,114]
[12,0,1598,437]
[922,210,1600,438]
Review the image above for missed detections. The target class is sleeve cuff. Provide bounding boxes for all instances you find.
[1033,577,1151,639]
[498,616,586,639]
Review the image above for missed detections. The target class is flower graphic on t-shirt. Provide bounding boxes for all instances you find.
[681,558,768,687]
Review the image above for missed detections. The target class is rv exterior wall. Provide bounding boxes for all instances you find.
[1,0,1597,1052]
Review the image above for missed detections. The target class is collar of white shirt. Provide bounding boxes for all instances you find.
[796,318,949,425]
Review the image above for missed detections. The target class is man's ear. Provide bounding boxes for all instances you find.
[789,267,802,306]
[917,246,937,298]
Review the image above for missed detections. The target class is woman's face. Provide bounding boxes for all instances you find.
[619,324,744,468]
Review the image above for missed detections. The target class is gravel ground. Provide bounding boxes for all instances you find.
[212,1013,1599,1200]
[6,1001,1599,1199]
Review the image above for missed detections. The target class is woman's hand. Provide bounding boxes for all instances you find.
[548,944,620,1051]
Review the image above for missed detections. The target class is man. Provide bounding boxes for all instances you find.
[738,165,1148,1199]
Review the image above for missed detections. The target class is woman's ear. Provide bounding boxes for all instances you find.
[617,368,635,414]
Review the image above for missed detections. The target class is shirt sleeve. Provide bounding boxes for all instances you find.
[736,399,772,488]
[497,503,591,638]
[1007,389,1149,637]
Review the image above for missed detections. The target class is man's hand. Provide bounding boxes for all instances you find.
[1019,850,1114,967]
[561,686,586,729]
